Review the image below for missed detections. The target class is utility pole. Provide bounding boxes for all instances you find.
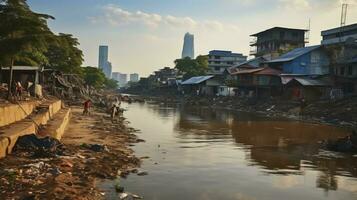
[341,3,348,27]
[339,3,348,43]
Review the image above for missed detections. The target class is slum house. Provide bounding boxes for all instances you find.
[224,57,268,96]
[231,67,282,98]
[249,27,308,60]
[333,57,357,95]
[181,75,222,96]
[0,66,42,97]
[265,45,331,100]
[226,57,267,80]
[281,75,333,101]
[154,67,178,86]
[321,23,357,95]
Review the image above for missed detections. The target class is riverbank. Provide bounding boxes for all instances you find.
[136,94,357,130]
[0,106,143,199]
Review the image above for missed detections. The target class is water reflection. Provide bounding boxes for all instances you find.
[110,102,357,200]
[173,104,357,190]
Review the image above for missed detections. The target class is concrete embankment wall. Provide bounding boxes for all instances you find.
[0,100,70,158]
[0,101,38,127]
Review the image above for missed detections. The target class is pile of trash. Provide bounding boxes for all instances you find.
[14,134,66,158]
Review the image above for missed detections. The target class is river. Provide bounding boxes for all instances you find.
[102,101,357,200]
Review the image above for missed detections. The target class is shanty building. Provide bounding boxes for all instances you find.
[265,45,330,75]
[230,67,282,98]
[250,27,308,60]
[181,75,221,96]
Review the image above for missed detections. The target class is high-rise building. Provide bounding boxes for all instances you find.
[112,72,127,87]
[104,61,112,79]
[98,45,112,79]
[118,73,127,87]
[181,32,195,59]
[130,73,139,82]
[98,45,108,69]
[112,72,120,82]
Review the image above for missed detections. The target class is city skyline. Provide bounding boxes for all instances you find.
[28,0,357,76]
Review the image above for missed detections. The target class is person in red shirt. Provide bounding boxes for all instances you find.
[83,99,92,115]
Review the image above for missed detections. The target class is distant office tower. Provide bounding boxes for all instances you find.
[118,73,127,87]
[181,32,194,59]
[130,73,139,82]
[112,72,127,87]
[98,45,112,79]
[98,45,108,69]
[103,61,112,79]
[112,72,120,82]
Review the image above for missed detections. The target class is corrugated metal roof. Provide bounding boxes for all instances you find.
[251,27,308,37]
[254,67,281,76]
[266,45,321,63]
[321,23,357,36]
[284,77,331,86]
[227,57,266,74]
[231,68,264,75]
[181,76,214,85]
[209,50,243,57]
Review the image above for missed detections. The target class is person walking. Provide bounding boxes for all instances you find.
[83,99,92,115]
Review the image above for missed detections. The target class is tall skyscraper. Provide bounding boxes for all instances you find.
[104,61,112,79]
[130,73,139,82]
[98,45,108,69]
[181,32,195,59]
[98,45,112,79]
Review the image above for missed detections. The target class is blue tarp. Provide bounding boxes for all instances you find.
[181,76,214,85]
[267,45,321,63]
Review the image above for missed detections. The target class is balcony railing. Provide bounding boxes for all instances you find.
[250,38,257,46]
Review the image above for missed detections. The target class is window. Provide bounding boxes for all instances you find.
[340,67,345,76]
[214,66,220,71]
[348,66,353,76]
[214,56,220,59]
[280,31,285,39]
[227,61,233,65]
[214,61,220,64]
[292,32,298,37]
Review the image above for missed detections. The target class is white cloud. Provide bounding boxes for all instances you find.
[91,4,240,32]
[279,0,311,10]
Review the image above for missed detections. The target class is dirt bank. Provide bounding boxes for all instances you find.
[0,107,143,200]
[140,95,357,130]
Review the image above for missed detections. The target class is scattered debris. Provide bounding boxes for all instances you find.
[137,171,148,176]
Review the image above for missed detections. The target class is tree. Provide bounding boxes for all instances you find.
[82,66,106,88]
[45,33,84,74]
[104,78,118,90]
[0,0,54,98]
[174,55,208,80]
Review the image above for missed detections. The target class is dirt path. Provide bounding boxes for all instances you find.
[0,106,142,200]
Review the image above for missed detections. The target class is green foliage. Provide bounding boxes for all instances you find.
[82,66,106,88]
[0,0,55,66]
[45,33,84,74]
[104,78,118,89]
[174,55,208,80]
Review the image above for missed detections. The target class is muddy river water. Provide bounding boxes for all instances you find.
[102,102,357,200]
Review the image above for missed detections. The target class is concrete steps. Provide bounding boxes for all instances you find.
[0,101,39,127]
[0,100,71,158]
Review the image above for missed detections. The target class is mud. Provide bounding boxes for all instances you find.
[0,107,143,200]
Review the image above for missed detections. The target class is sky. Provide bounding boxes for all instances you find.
[28,0,357,77]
